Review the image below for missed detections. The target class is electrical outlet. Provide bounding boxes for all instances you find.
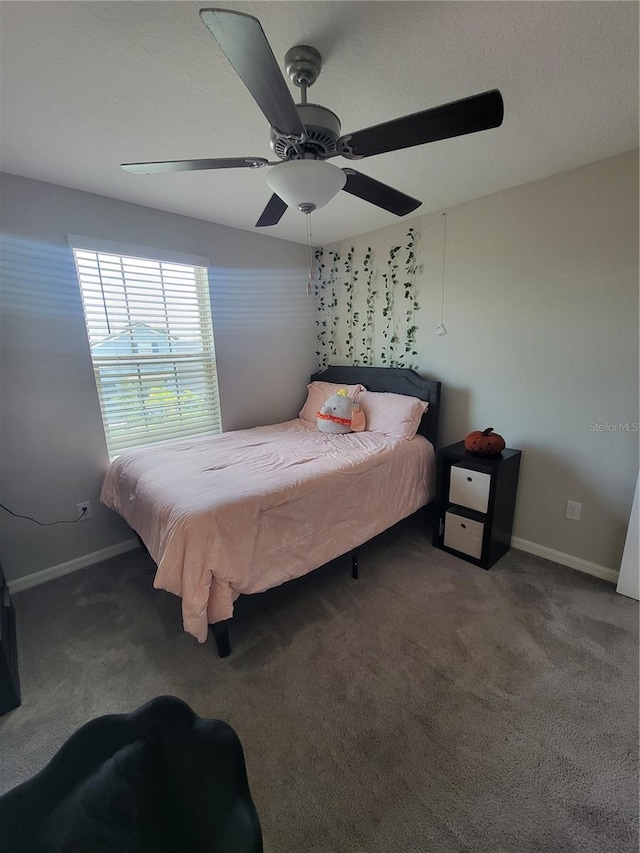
[565,500,582,522]
[77,501,92,520]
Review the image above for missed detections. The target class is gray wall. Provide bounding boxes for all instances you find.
[2,153,637,585]
[0,173,315,582]
[320,151,639,573]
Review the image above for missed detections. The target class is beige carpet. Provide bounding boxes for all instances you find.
[1,516,638,852]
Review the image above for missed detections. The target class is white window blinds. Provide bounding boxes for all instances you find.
[72,242,221,456]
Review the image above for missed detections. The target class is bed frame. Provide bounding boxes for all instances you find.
[209,366,441,658]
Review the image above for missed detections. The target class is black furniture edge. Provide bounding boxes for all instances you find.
[0,561,21,716]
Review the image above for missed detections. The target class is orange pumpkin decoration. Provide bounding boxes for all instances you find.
[464,427,506,455]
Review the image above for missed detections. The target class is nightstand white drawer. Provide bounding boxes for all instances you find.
[444,510,484,559]
[449,464,491,514]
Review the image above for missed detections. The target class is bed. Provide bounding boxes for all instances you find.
[101,366,441,656]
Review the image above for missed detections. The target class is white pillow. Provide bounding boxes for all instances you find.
[358,390,428,440]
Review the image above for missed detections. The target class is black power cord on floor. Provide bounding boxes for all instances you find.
[0,502,87,526]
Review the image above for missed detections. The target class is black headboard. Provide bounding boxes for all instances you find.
[310,365,441,448]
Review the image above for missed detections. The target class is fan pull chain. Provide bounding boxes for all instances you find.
[436,212,448,336]
[305,213,314,295]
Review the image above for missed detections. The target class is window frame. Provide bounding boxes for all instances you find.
[69,235,222,457]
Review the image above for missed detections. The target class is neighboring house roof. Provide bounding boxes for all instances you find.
[92,323,177,349]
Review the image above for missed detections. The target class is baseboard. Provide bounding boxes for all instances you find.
[511,537,619,584]
[8,539,140,594]
[7,535,618,592]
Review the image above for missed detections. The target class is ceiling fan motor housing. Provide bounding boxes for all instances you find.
[270,104,342,160]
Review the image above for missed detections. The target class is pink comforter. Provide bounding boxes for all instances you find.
[101,419,435,642]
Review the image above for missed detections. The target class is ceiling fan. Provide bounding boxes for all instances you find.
[122,8,504,227]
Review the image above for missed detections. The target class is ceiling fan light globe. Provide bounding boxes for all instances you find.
[266,160,346,211]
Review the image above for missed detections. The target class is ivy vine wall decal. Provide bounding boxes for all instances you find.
[314,228,420,370]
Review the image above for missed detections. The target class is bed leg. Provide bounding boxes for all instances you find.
[351,549,359,580]
[210,622,231,658]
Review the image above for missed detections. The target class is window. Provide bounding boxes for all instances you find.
[71,238,221,456]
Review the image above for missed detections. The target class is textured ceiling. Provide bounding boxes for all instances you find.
[0,1,638,245]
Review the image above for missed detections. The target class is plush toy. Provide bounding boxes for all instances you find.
[317,389,365,434]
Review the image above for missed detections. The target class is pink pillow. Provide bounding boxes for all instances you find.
[358,391,428,440]
[299,381,365,423]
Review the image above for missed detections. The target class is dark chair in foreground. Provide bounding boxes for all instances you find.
[0,695,263,853]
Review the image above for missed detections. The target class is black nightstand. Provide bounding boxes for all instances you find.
[0,563,21,715]
[432,441,521,569]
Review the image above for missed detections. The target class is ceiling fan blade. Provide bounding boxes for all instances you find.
[200,8,305,139]
[255,194,288,227]
[342,169,421,216]
[338,89,504,159]
[121,157,269,175]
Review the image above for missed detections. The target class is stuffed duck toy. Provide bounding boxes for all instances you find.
[317,389,365,434]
